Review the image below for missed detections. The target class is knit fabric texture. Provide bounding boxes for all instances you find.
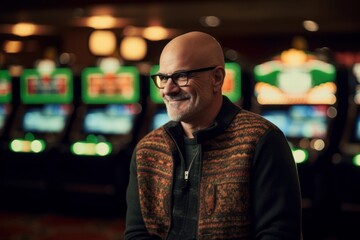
[135,109,274,239]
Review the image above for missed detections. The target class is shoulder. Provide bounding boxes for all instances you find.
[232,109,278,131]
[137,127,166,149]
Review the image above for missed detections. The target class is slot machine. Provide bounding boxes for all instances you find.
[0,69,12,140]
[252,48,339,236]
[145,62,242,132]
[0,59,73,210]
[333,62,360,239]
[59,57,143,216]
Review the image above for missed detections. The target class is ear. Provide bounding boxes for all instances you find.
[212,67,225,92]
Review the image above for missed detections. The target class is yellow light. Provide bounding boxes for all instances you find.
[72,142,102,155]
[280,49,307,66]
[4,40,22,53]
[292,149,308,164]
[72,142,86,155]
[120,36,147,61]
[10,139,23,152]
[87,15,117,29]
[98,57,120,73]
[31,140,45,153]
[36,59,56,75]
[12,23,37,36]
[96,142,111,156]
[89,30,116,56]
[143,26,169,41]
[311,139,325,151]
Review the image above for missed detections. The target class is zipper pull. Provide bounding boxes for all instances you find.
[184,171,189,181]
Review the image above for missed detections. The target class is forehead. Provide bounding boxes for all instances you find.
[159,51,193,74]
[158,50,209,75]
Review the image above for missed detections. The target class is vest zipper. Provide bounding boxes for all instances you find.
[165,133,186,239]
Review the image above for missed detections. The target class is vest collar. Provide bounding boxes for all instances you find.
[164,96,241,144]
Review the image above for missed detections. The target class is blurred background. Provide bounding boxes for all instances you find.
[0,0,360,239]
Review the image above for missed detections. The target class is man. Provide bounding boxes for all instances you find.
[125,31,302,239]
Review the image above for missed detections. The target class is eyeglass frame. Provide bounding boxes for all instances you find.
[150,66,217,89]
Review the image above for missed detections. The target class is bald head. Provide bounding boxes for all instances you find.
[159,31,224,72]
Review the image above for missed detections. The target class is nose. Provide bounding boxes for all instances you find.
[162,78,180,95]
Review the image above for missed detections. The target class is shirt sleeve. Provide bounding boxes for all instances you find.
[251,128,303,240]
[124,149,161,240]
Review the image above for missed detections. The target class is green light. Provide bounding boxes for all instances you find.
[96,142,112,156]
[292,149,308,164]
[86,134,98,143]
[353,154,360,167]
[10,138,45,153]
[25,132,35,140]
[71,141,112,156]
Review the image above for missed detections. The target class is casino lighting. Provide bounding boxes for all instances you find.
[143,26,169,41]
[71,134,112,156]
[98,57,120,73]
[120,36,147,61]
[71,142,112,156]
[303,20,319,32]
[9,138,46,153]
[31,140,46,153]
[292,149,308,163]
[86,15,117,29]
[200,16,221,27]
[96,142,111,156]
[36,59,56,75]
[353,154,360,167]
[311,139,325,151]
[89,30,116,56]
[3,40,22,53]
[354,63,360,83]
[10,139,24,152]
[12,22,37,36]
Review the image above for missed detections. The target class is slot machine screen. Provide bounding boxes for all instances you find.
[21,68,73,104]
[82,66,140,104]
[262,105,328,139]
[151,108,170,130]
[0,70,11,103]
[22,104,71,133]
[83,104,135,135]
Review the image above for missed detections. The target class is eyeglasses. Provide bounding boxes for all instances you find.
[151,66,216,89]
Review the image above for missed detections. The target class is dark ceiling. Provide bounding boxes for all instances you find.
[1,0,360,68]
[1,0,360,36]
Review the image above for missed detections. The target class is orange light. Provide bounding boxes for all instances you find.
[120,37,147,61]
[12,23,37,36]
[143,26,169,41]
[89,30,116,56]
[4,40,22,53]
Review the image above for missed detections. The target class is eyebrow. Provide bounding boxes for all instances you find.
[156,69,189,75]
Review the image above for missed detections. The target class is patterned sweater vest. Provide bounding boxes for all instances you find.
[136,110,273,239]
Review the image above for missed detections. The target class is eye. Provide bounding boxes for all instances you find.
[173,72,188,81]
[158,75,168,81]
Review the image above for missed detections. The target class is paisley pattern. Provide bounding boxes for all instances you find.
[136,109,274,239]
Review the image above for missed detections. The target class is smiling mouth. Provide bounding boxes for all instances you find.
[165,96,190,102]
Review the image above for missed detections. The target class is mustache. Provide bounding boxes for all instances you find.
[164,94,190,101]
